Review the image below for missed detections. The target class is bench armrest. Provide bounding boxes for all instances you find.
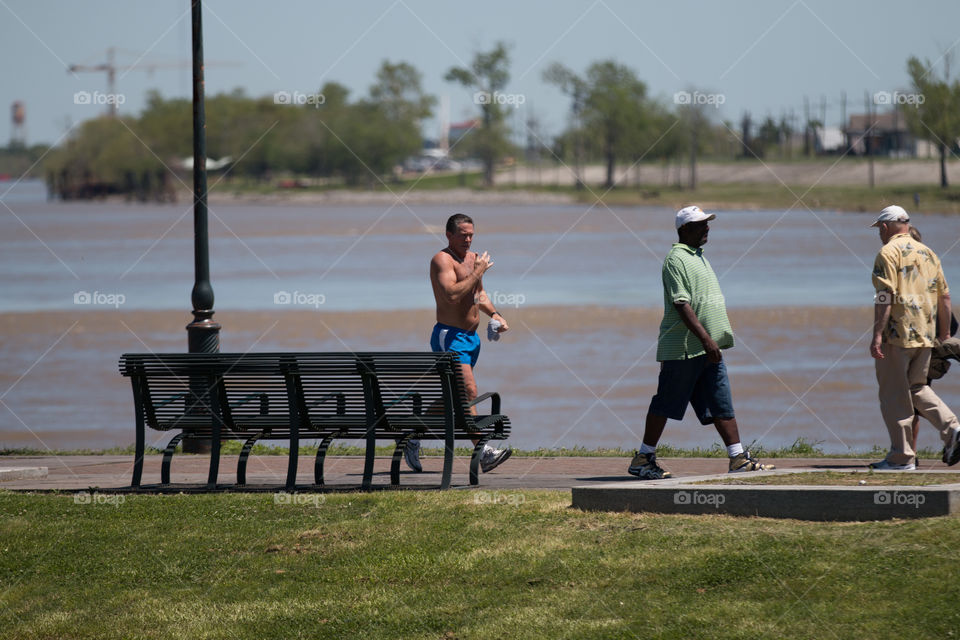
[474,414,507,433]
[468,391,500,414]
[384,391,422,414]
[230,393,269,415]
[154,392,187,409]
[307,392,346,415]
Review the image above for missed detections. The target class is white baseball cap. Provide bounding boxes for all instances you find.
[675,205,716,229]
[870,205,909,227]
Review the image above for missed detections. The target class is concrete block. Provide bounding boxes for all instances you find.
[572,480,960,521]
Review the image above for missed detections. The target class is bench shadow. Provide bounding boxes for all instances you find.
[807,464,870,470]
[343,470,441,477]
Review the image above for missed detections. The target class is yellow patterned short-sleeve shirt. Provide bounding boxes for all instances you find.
[872,233,949,348]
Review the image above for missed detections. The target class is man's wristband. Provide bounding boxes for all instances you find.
[491,310,501,318]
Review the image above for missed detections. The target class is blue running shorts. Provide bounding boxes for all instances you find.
[430,323,481,367]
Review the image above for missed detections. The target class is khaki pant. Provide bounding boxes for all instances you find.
[875,343,960,464]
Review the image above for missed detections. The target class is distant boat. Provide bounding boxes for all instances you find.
[177,155,234,171]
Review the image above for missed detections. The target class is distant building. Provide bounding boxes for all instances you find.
[448,119,481,147]
[844,110,917,157]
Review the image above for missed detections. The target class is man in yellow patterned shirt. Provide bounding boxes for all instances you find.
[869,205,960,470]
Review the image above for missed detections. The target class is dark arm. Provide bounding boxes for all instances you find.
[674,302,721,363]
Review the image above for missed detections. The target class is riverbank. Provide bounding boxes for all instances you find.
[202,178,960,214]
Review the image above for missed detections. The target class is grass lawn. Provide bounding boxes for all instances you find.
[1,490,958,639]
[702,471,960,487]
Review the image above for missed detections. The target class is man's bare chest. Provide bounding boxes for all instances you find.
[453,257,477,284]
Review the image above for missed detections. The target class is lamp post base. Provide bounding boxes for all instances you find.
[185,310,221,454]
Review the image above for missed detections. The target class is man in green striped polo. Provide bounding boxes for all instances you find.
[628,205,774,479]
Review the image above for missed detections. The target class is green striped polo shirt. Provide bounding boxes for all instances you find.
[656,243,734,361]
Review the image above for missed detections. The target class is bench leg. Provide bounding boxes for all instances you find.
[207,435,222,490]
[469,434,495,486]
[440,430,455,490]
[314,434,336,486]
[362,433,376,491]
[390,432,417,486]
[161,433,186,485]
[286,435,299,491]
[132,414,145,488]
[236,433,263,486]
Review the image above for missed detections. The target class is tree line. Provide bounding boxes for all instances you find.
[43,46,960,199]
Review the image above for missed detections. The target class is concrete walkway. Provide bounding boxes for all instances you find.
[0,453,925,492]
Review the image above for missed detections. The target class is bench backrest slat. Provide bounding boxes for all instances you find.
[119,352,475,434]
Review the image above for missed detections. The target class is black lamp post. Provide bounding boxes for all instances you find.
[185,0,220,453]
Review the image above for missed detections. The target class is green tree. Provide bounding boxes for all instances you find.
[543,62,588,189]
[905,55,960,188]
[757,116,780,156]
[45,116,161,196]
[137,90,192,162]
[369,60,434,124]
[445,42,512,187]
[44,60,436,195]
[546,60,650,189]
[675,98,710,190]
[362,60,435,180]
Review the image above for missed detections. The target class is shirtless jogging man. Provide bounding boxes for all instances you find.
[403,213,513,472]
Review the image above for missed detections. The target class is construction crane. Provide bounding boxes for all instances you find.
[68,47,240,117]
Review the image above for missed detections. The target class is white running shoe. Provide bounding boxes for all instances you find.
[480,446,512,473]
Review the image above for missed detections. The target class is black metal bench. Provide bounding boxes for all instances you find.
[118,352,511,490]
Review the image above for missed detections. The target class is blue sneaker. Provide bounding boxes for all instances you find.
[404,438,422,472]
[868,458,916,471]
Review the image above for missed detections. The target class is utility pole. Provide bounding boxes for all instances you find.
[864,91,875,189]
[840,91,847,151]
[740,111,752,157]
[688,107,698,190]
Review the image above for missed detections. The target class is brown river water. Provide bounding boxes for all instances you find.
[2,180,959,453]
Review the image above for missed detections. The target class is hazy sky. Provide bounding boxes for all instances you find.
[3,0,959,149]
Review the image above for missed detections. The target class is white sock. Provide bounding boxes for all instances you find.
[727,443,744,457]
[639,442,656,455]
